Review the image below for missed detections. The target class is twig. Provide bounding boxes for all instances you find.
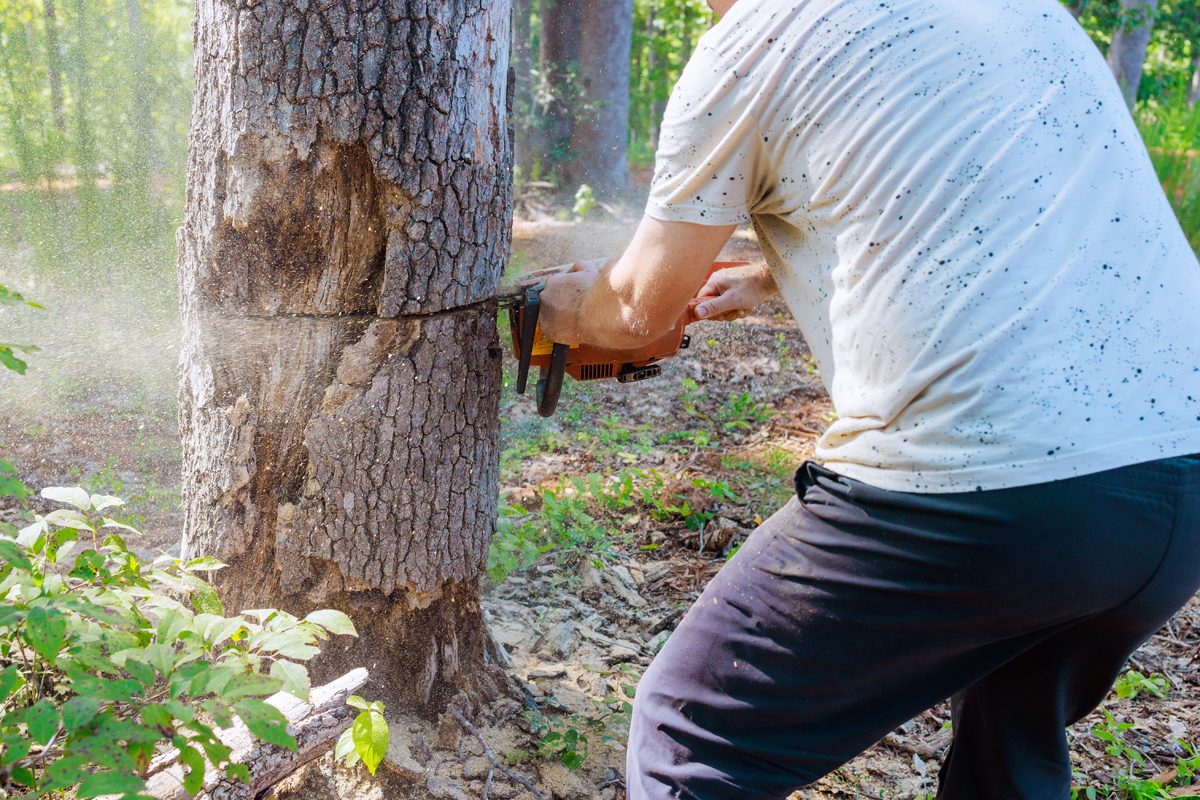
[450,707,545,800]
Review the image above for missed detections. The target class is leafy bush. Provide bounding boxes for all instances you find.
[0,485,386,797]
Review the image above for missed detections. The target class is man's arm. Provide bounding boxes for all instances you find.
[538,216,736,349]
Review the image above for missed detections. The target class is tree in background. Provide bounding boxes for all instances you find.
[565,0,635,196]
[178,0,512,712]
[628,0,711,168]
[536,0,582,179]
[1108,0,1162,107]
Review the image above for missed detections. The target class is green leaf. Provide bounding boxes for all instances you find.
[352,708,389,776]
[1,733,32,764]
[190,582,223,615]
[226,762,250,784]
[26,699,59,745]
[183,556,226,572]
[44,508,94,530]
[270,660,310,703]
[234,698,295,751]
[156,608,191,645]
[141,704,174,734]
[77,769,146,798]
[180,744,205,795]
[124,657,157,687]
[191,664,236,697]
[335,727,361,768]
[40,486,92,511]
[346,694,370,711]
[41,754,90,790]
[0,663,21,703]
[62,696,103,733]
[24,606,67,661]
[0,460,26,500]
[0,347,28,374]
[0,540,31,571]
[89,494,125,512]
[303,609,357,637]
[9,765,34,786]
[223,672,282,702]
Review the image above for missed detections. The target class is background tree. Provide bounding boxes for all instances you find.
[536,0,583,179]
[177,0,512,711]
[1108,0,1161,107]
[565,0,635,196]
[513,0,537,181]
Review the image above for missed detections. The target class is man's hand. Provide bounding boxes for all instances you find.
[691,262,777,322]
[537,260,608,345]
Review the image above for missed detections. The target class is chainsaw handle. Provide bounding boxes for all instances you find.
[536,343,570,417]
[515,282,545,395]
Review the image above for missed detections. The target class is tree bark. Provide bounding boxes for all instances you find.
[565,0,633,196]
[1070,0,1088,19]
[1107,0,1159,108]
[179,0,512,713]
[537,0,582,181]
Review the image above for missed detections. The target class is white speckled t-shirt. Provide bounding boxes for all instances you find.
[646,0,1200,492]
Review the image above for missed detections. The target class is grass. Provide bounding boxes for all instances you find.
[1137,89,1200,253]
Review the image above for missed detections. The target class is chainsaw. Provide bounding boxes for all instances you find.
[502,261,749,417]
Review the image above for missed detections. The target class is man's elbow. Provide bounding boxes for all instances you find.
[607,303,679,350]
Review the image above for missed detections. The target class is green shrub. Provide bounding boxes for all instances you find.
[0,485,386,797]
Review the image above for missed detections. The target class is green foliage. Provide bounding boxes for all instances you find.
[0,484,383,797]
[0,283,41,376]
[1073,710,1200,799]
[629,0,715,167]
[1112,669,1171,700]
[572,183,597,220]
[535,717,589,770]
[335,695,389,776]
[1137,85,1200,252]
[487,483,614,584]
[716,391,775,432]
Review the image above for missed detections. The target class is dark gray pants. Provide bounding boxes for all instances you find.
[627,456,1200,800]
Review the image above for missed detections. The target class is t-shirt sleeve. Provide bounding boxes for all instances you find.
[645,42,766,227]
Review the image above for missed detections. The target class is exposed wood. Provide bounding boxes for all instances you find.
[146,669,368,800]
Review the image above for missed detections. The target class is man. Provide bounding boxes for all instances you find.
[537,0,1200,797]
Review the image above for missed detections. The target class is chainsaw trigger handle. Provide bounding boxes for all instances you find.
[515,281,545,395]
[536,342,570,417]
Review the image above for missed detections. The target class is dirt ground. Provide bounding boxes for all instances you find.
[0,213,1197,799]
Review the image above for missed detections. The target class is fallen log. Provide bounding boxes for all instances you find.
[145,668,369,800]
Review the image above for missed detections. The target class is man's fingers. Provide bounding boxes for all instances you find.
[693,291,747,320]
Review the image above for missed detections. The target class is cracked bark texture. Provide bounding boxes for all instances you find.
[178,0,511,711]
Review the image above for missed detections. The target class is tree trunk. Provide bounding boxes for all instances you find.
[1106,0,1159,108]
[537,0,582,182]
[42,0,67,136]
[67,0,99,222]
[123,0,157,196]
[178,0,512,714]
[565,0,633,196]
[1189,50,1200,107]
[1070,0,1088,19]
[512,0,536,182]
